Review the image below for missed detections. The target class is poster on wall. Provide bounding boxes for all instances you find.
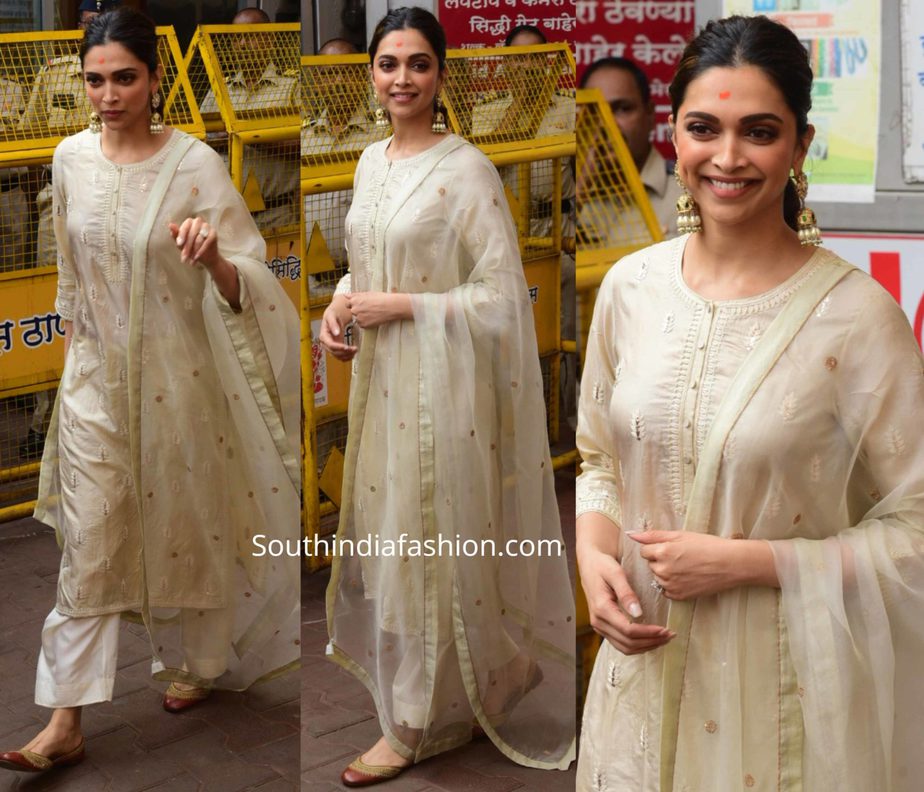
[900,0,924,182]
[439,0,576,48]
[723,0,881,203]
[572,0,695,161]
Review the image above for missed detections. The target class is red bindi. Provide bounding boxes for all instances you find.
[718,90,731,100]
[395,39,403,47]
[98,56,105,63]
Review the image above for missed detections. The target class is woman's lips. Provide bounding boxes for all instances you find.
[702,176,757,198]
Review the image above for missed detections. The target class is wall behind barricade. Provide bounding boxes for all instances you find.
[300,44,575,567]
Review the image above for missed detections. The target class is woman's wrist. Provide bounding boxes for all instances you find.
[725,538,779,589]
[576,513,622,568]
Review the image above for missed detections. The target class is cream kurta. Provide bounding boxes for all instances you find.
[327,135,575,768]
[35,129,300,689]
[577,235,924,792]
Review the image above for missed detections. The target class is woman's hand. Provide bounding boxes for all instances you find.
[578,546,674,656]
[170,217,220,270]
[346,291,412,329]
[169,217,241,308]
[629,531,777,600]
[319,294,357,361]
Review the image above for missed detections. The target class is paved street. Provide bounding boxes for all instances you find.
[0,517,299,792]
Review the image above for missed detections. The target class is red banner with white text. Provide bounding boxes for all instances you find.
[439,0,576,48]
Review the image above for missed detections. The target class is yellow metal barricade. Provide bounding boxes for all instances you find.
[185,24,301,311]
[0,28,201,522]
[300,46,576,570]
[574,87,663,700]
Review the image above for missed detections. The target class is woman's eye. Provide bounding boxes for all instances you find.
[686,123,713,136]
[748,127,778,142]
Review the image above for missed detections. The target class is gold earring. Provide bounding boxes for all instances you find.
[149,90,164,135]
[674,165,702,234]
[88,111,102,133]
[431,97,447,134]
[374,105,390,130]
[792,171,821,246]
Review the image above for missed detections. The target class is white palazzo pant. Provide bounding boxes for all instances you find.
[35,607,233,708]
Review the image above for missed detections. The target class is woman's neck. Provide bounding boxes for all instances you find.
[683,216,815,301]
[386,114,445,161]
[100,122,172,165]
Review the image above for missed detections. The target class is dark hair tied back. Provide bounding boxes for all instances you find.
[368,6,447,72]
[80,6,159,74]
[669,15,813,231]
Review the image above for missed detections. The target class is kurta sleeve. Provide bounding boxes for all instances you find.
[575,265,622,527]
[768,286,924,791]
[335,146,371,298]
[51,150,76,322]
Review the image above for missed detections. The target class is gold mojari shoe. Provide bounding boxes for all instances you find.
[340,755,408,787]
[162,681,211,713]
[0,739,85,773]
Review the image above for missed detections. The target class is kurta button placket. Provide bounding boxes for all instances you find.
[679,301,716,498]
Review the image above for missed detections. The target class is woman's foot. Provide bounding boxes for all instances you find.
[341,736,412,787]
[0,722,84,773]
[162,681,211,713]
[481,652,543,726]
[21,724,83,759]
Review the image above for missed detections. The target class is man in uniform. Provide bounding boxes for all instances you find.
[578,57,681,239]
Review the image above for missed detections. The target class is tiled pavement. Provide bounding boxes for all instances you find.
[0,472,575,792]
[0,517,299,792]
[300,470,577,791]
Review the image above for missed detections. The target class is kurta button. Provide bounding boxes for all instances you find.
[691,380,698,390]
[685,419,692,428]
[684,456,692,465]
[697,341,705,349]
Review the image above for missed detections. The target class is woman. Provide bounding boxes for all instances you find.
[0,8,299,774]
[576,15,923,792]
[319,7,574,786]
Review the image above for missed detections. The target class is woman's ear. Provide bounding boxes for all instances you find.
[668,114,678,157]
[793,123,815,173]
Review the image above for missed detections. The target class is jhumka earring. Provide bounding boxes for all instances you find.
[88,111,102,133]
[674,165,702,234]
[149,90,164,135]
[792,170,821,246]
[374,105,390,130]
[431,97,447,134]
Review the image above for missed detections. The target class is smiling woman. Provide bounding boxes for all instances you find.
[576,14,924,792]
